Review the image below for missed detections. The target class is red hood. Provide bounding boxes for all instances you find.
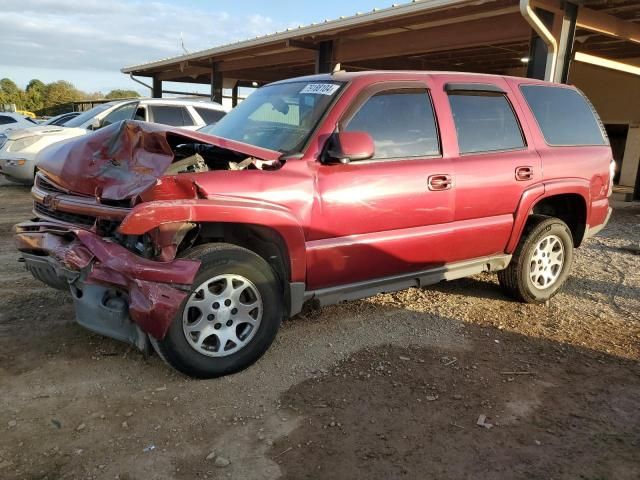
[37,120,280,200]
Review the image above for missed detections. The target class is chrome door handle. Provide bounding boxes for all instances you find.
[428,174,452,191]
[515,166,534,181]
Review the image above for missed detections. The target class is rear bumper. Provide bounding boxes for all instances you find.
[14,221,200,342]
[585,206,612,240]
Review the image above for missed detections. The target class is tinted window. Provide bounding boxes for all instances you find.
[345,89,439,159]
[195,107,225,125]
[0,116,17,125]
[520,85,606,146]
[149,105,194,126]
[448,92,524,154]
[101,103,137,127]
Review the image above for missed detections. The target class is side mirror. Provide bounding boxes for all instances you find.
[325,131,374,164]
[89,118,102,130]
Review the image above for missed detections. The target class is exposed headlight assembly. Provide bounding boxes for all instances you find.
[8,136,39,152]
[6,159,26,166]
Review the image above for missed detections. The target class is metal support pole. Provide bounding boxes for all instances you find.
[556,2,578,83]
[152,77,162,98]
[211,67,223,104]
[525,8,555,80]
[232,82,239,107]
[315,41,334,74]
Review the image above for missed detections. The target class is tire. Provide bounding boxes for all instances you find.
[498,215,574,303]
[152,243,283,378]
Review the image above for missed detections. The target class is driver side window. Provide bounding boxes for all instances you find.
[101,103,138,128]
[345,89,440,160]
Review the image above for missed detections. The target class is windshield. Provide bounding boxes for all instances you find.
[200,80,344,153]
[64,103,114,128]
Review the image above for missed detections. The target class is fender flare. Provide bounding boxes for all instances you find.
[118,197,307,283]
[506,179,591,253]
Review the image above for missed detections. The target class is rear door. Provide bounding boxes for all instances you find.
[430,76,541,261]
[307,82,455,290]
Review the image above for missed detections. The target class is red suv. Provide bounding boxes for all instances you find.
[15,71,613,378]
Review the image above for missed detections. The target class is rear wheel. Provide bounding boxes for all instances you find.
[498,215,574,303]
[152,243,283,378]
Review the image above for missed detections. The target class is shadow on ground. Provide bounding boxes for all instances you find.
[270,321,640,480]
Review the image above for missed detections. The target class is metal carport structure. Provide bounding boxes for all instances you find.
[122,0,640,198]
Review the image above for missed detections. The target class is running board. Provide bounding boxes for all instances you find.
[303,254,512,307]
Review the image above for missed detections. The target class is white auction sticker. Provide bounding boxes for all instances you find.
[300,83,340,95]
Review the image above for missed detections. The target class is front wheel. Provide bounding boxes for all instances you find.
[498,216,574,303]
[152,243,284,378]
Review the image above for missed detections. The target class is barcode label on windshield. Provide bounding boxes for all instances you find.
[300,83,340,95]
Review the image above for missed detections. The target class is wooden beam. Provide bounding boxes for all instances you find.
[576,5,640,44]
[335,12,530,63]
[157,66,211,81]
[536,0,640,43]
[218,49,315,72]
[286,39,319,51]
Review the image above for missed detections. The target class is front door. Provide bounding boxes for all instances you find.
[306,83,454,290]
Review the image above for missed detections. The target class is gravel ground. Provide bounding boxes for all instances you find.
[0,178,638,479]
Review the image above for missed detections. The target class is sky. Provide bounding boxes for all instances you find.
[0,0,388,95]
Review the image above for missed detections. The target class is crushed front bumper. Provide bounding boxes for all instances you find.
[14,222,200,347]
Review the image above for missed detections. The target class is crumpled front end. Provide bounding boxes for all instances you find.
[14,120,285,349]
[15,222,200,343]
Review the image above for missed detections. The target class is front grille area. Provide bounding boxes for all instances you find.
[34,202,96,227]
[0,134,7,150]
[35,174,68,195]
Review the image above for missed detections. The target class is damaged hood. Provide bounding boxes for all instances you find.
[37,120,281,201]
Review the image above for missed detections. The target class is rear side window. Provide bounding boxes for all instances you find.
[345,89,440,159]
[149,105,194,127]
[195,107,226,125]
[0,115,17,125]
[448,92,525,154]
[520,85,606,146]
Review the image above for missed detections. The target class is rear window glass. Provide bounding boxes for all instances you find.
[448,92,525,154]
[520,85,606,146]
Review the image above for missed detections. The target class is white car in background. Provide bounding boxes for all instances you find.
[0,98,227,184]
[0,112,38,134]
[39,111,81,126]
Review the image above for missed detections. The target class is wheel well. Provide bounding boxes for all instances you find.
[181,222,292,312]
[531,194,587,247]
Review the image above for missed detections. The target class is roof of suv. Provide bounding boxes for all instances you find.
[271,70,559,87]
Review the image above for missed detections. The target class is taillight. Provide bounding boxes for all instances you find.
[608,159,616,197]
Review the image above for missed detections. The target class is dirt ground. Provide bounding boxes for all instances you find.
[0,177,638,480]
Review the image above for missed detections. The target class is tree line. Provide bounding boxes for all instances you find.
[0,78,140,115]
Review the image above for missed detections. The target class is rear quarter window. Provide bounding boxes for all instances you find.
[149,105,194,127]
[194,107,226,125]
[520,85,607,146]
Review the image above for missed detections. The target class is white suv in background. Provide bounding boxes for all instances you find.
[0,98,228,184]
